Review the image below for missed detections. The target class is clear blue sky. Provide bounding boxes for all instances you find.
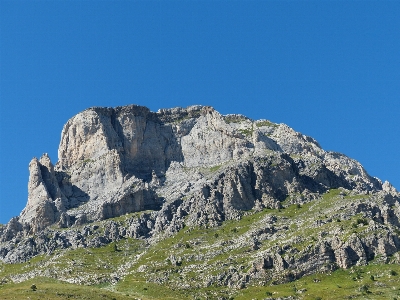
[1,1,399,224]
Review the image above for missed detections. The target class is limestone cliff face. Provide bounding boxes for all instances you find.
[180,107,253,167]
[14,105,385,232]
[1,104,399,281]
[19,154,66,232]
[58,105,181,179]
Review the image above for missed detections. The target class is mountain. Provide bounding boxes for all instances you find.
[1,104,399,299]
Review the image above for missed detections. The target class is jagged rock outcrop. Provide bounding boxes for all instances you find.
[14,104,385,232]
[19,154,67,232]
[1,104,399,292]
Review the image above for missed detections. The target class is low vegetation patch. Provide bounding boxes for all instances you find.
[2,189,400,299]
[256,120,278,128]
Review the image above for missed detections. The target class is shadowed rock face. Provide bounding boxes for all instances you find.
[1,104,399,286]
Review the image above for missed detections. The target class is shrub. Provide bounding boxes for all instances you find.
[357,218,368,225]
[358,284,371,294]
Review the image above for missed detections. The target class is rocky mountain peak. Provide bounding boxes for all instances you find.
[1,105,399,294]
[5,104,392,236]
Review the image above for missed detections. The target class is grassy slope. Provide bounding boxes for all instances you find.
[0,277,134,300]
[235,264,400,300]
[1,264,399,299]
[1,189,400,299]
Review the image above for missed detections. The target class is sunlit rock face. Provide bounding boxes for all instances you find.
[1,104,398,283]
[15,104,387,230]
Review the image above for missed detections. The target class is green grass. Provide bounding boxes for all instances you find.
[256,120,278,128]
[116,274,189,299]
[239,128,253,137]
[0,239,146,287]
[209,165,222,172]
[224,115,249,124]
[2,263,399,299]
[2,188,400,299]
[235,264,400,300]
[105,210,155,224]
[0,277,136,300]
[120,188,400,292]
